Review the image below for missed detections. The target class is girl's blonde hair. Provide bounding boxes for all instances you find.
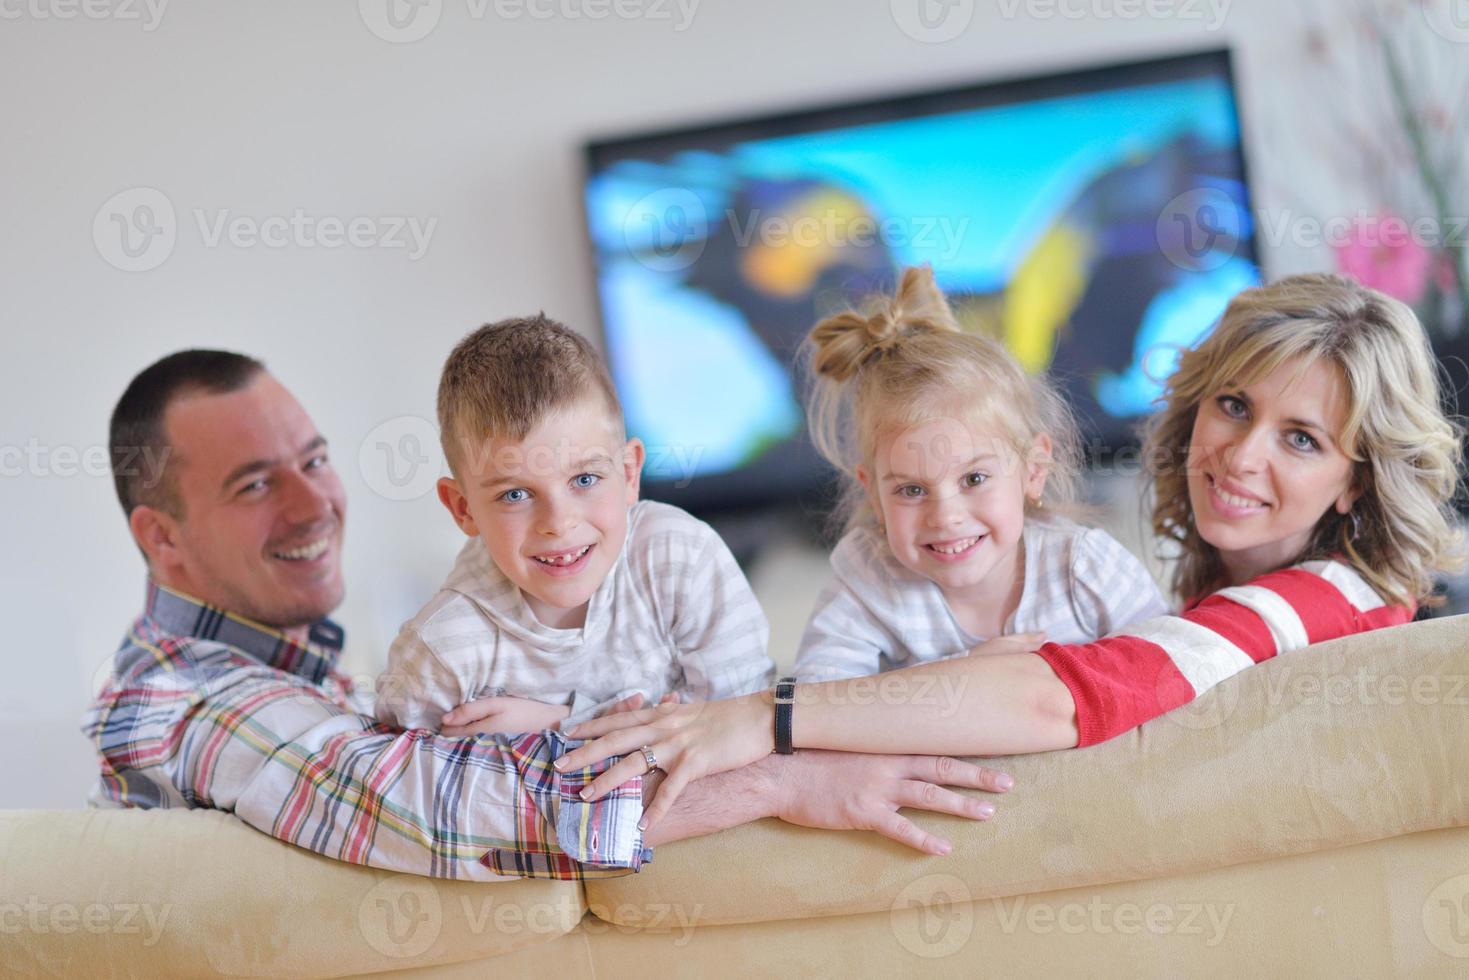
[804,265,1082,534]
[1144,272,1465,606]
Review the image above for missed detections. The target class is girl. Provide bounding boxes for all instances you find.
[559,273,1464,844]
[795,266,1167,681]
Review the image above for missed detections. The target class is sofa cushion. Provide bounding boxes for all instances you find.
[0,808,584,977]
[587,614,1469,926]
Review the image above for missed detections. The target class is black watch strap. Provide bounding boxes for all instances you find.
[774,676,796,755]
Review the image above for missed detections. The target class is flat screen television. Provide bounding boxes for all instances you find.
[582,48,1261,515]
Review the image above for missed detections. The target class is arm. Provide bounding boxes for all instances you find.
[83,651,646,880]
[648,751,1013,856]
[374,625,473,731]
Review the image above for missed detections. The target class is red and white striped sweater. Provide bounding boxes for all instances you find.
[1035,559,1413,746]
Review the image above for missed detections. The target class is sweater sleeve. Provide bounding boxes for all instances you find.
[1035,559,1414,747]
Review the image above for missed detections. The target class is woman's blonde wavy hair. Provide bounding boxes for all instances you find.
[803,265,1082,535]
[1144,272,1465,606]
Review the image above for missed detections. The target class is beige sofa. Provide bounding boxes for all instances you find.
[5,615,1468,978]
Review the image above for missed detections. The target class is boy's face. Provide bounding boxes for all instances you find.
[438,395,643,629]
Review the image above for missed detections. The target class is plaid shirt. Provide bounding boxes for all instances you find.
[80,582,650,880]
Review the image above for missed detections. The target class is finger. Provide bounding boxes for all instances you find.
[556,727,656,773]
[564,706,659,739]
[893,780,996,821]
[872,808,951,856]
[638,766,690,832]
[608,692,646,715]
[904,755,1014,794]
[441,697,506,727]
[659,692,679,704]
[578,751,652,802]
[441,719,498,738]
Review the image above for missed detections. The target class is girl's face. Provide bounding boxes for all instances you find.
[1186,355,1359,586]
[858,414,1049,606]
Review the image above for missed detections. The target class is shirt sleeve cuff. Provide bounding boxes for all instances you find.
[480,731,651,879]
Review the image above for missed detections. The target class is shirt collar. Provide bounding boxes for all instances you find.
[143,579,345,684]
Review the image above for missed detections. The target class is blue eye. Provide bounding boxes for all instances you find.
[573,473,600,489]
[1287,430,1320,453]
[962,472,988,488]
[896,485,925,499]
[1217,395,1247,419]
[240,479,268,495]
[305,454,328,470]
[499,488,529,503]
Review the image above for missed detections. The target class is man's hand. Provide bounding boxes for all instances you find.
[770,750,1010,855]
[440,696,570,736]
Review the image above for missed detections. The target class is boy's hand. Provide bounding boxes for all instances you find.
[441,696,570,736]
[601,691,681,718]
[966,632,1045,657]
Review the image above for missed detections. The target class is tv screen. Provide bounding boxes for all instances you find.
[583,49,1260,513]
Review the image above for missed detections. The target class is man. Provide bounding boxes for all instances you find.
[82,349,1013,880]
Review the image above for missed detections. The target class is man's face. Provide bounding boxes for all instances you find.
[144,373,346,630]
[439,396,642,630]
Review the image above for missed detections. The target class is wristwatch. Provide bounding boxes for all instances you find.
[774,676,796,755]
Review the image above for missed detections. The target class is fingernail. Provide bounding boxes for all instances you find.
[579,787,593,801]
[935,841,952,855]
[637,818,647,831]
[977,802,995,818]
[996,773,1014,791]
[553,759,566,771]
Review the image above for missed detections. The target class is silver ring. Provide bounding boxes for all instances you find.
[639,744,659,773]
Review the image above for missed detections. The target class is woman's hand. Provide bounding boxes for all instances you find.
[440,696,570,736]
[557,694,775,830]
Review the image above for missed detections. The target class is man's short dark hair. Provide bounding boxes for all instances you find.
[110,349,266,518]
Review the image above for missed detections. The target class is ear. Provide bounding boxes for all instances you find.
[1023,433,1053,502]
[622,438,645,504]
[129,505,180,572]
[436,477,479,537]
[1333,480,1362,515]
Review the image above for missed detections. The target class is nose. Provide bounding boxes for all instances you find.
[280,469,335,526]
[924,487,966,529]
[1223,423,1270,475]
[535,490,580,538]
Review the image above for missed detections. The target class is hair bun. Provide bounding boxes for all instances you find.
[808,266,960,381]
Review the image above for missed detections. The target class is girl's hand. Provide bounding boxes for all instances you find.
[966,632,1046,657]
[556,694,774,830]
[440,696,570,737]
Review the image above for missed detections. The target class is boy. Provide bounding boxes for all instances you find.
[375,314,774,734]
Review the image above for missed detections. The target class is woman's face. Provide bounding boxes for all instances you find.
[1186,355,1360,586]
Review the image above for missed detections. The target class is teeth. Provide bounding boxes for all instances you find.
[1213,479,1265,509]
[534,545,591,567]
[928,536,980,555]
[274,537,329,561]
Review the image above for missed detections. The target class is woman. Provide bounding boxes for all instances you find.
[557,273,1466,834]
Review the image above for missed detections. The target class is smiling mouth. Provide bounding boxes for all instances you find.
[272,537,331,561]
[533,544,593,567]
[924,535,985,558]
[1208,474,1268,511]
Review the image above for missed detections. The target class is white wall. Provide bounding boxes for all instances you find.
[0,0,1365,807]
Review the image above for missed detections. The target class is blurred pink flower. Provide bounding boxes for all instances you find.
[1333,211,1432,304]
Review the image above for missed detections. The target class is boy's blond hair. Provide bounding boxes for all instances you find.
[437,314,623,478]
[1143,272,1465,606]
[803,265,1083,535]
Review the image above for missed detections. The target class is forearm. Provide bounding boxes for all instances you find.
[791,652,1078,756]
[642,756,780,846]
